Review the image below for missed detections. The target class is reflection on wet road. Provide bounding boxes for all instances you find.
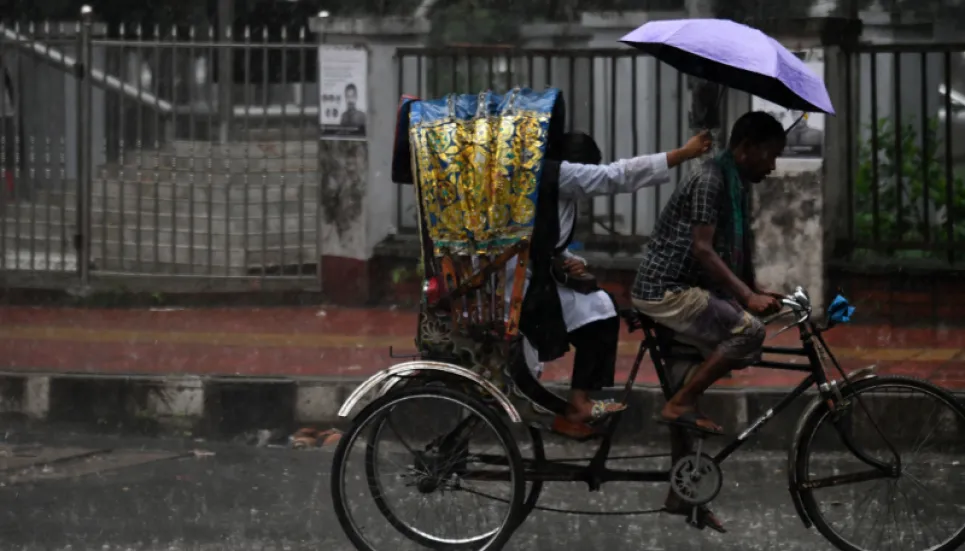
[0,432,962,551]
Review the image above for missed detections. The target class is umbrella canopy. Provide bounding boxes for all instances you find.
[621,19,834,115]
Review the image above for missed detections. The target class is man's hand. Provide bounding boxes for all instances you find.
[756,287,786,300]
[682,130,713,160]
[562,258,587,277]
[746,293,782,316]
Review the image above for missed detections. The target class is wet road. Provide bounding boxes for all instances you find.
[0,429,962,551]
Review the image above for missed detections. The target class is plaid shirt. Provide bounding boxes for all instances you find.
[631,158,749,302]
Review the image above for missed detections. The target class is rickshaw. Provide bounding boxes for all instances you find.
[330,19,965,551]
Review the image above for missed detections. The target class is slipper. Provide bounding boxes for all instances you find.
[655,411,725,437]
[663,505,727,533]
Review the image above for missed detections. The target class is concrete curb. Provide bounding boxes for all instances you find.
[0,371,962,450]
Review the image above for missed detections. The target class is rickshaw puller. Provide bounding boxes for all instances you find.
[631,111,787,531]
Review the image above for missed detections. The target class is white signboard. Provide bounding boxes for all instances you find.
[318,45,368,140]
[751,49,825,159]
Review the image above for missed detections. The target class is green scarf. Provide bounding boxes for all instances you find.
[714,150,745,276]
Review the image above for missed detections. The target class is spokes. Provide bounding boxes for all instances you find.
[803,379,965,551]
[333,389,522,550]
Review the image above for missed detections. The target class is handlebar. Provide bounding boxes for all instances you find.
[761,285,815,338]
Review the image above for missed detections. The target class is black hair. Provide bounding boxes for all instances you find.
[728,111,786,150]
[345,83,357,95]
[561,132,602,165]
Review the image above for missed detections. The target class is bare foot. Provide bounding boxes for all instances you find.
[664,492,726,533]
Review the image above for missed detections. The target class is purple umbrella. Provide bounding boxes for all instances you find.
[621,19,834,115]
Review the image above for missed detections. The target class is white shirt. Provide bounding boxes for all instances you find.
[508,153,672,375]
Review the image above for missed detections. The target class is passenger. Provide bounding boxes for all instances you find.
[519,130,712,439]
[631,111,786,531]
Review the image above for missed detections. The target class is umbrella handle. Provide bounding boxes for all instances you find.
[786,112,806,134]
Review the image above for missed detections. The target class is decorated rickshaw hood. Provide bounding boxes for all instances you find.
[405,88,564,257]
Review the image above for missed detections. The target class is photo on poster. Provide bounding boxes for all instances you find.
[750,49,825,159]
[318,45,368,139]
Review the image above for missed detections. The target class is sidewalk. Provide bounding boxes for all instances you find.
[3,305,965,388]
[1,305,964,440]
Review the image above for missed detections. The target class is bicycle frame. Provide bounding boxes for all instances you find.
[454,318,893,494]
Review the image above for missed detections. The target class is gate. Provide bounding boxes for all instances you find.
[841,41,965,267]
[0,18,322,292]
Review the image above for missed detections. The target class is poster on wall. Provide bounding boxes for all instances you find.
[750,49,825,159]
[319,45,368,140]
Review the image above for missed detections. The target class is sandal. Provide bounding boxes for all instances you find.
[655,410,725,436]
[663,504,727,533]
[551,400,626,441]
[587,399,627,424]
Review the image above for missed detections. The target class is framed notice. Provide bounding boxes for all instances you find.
[751,49,825,159]
[319,45,368,140]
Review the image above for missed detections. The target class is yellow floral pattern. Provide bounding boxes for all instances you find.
[409,90,554,256]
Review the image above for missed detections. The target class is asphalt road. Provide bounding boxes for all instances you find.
[0,428,962,551]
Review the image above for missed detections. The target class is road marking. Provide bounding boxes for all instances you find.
[0,326,411,349]
[1,325,962,363]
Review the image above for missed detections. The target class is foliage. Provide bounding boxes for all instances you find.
[853,116,965,259]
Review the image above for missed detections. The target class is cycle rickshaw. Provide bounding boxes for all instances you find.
[330,19,965,551]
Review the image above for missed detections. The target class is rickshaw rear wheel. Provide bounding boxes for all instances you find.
[331,385,526,551]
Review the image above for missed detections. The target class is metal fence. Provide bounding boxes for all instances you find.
[0,19,321,292]
[395,47,707,254]
[843,42,965,266]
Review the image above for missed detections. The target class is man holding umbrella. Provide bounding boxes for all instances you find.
[631,110,786,531]
[621,17,834,532]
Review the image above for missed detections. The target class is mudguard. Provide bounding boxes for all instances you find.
[336,360,523,424]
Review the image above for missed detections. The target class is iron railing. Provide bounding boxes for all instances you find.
[395,47,707,254]
[844,42,965,266]
[0,17,322,292]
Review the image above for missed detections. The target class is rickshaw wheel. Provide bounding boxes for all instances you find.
[331,385,526,551]
[396,376,546,527]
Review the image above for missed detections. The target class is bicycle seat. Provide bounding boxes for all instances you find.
[619,309,705,358]
[619,308,655,332]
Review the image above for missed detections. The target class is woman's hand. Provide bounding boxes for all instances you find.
[682,130,713,159]
[562,258,587,277]
[666,130,713,168]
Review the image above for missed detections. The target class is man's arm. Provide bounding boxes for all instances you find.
[692,226,754,304]
[688,170,755,305]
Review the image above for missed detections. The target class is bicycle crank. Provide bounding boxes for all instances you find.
[669,451,723,506]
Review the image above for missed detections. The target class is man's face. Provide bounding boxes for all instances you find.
[345,88,357,109]
[735,139,784,183]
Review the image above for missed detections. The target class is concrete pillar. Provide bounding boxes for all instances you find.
[309,16,430,304]
[746,17,862,310]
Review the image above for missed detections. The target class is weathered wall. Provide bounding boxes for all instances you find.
[318,140,367,258]
[752,162,824,310]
